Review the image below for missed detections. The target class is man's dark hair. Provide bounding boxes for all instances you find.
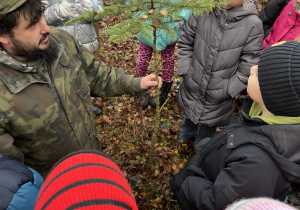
[0,0,45,35]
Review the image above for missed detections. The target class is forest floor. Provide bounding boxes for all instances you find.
[92,1,292,209]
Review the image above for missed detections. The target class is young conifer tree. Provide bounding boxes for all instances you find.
[66,0,226,167]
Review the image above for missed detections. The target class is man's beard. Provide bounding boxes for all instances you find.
[10,33,58,65]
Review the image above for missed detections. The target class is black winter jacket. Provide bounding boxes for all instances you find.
[170,97,300,210]
[259,0,291,38]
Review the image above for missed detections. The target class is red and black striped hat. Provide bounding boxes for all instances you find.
[35,151,138,210]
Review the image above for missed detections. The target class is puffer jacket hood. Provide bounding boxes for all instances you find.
[214,4,258,23]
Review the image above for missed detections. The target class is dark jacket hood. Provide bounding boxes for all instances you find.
[261,124,300,164]
[239,110,300,182]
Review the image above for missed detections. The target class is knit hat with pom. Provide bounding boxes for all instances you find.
[35,150,138,210]
[258,41,300,117]
[225,197,296,210]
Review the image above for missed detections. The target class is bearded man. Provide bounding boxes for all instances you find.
[0,0,161,177]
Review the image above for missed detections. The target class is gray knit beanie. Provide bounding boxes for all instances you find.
[258,41,300,117]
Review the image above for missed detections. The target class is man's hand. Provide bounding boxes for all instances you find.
[140,74,162,94]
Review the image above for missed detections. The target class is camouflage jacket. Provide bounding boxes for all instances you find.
[0,28,142,177]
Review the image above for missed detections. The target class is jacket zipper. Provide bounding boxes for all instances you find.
[49,47,64,93]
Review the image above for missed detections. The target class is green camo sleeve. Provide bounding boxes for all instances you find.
[0,131,24,162]
[77,44,143,97]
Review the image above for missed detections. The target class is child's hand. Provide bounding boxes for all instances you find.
[140,74,162,94]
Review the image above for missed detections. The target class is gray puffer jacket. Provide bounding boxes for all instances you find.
[42,0,103,52]
[177,5,263,126]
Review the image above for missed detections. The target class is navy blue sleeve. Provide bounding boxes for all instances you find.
[0,154,36,209]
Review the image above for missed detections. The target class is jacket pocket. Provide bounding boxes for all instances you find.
[66,63,90,106]
[178,61,192,77]
[68,64,94,137]
[223,79,229,100]
[182,67,200,97]
[78,81,92,115]
[69,62,92,114]
[206,79,230,104]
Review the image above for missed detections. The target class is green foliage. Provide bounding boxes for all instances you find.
[163,141,169,147]
[155,193,164,199]
[161,118,171,127]
[65,11,98,25]
[104,19,154,41]
[103,0,226,42]
[162,106,168,111]
[109,126,115,135]
[66,0,226,42]
[135,155,141,163]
